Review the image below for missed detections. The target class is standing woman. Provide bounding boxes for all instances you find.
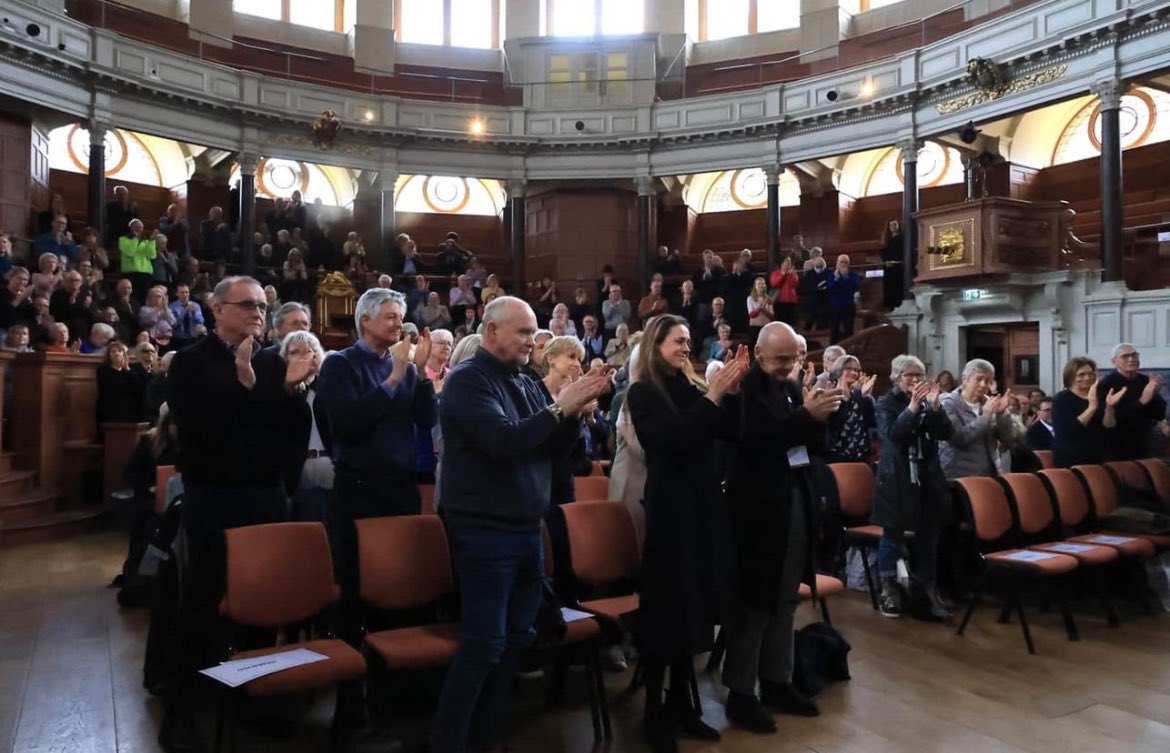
[1051,356,1124,468]
[770,257,800,326]
[746,276,773,343]
[880,219,905,310]
[872,355,953,620]
[826,355,877,463]
[609,344,647,547]
[626,314,749,753]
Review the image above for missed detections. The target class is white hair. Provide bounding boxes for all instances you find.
[705,360,725,382]
[627,344,642,382]
[961,358,996,382]
[1111,342,1136,359]
[430,328,455,346]
[829,354,860,381]
[354,287,406,338]
[450,334,483,366]
[823,345,846,363]
[890,354,926,381]
[212,275,261,304]
[280,330,325,364]
[90,322,115,339]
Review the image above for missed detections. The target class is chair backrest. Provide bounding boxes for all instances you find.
[419,484,436,515]
[952,477,1014,543]
[1037,469,1091,527]
[223,522,337,628]
[1072,465,1120,518]
[356,516,453,611]
[829,462,875,519]
[1136,459,1170,506]
[155,464,177,516]
[1033,450,1055,470]
[1104,461,1152,493]
[589,461,606,477]
[998,473,1056,536]
[560,501,640,585]
[573,475,611,502]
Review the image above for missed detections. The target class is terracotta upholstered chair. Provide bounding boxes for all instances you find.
[951,477,1079,655]
[829,462,882,610]
[1072,464,1170,553]
[573,475,612,502]
[220,522,366,751]
[559,501,641,626]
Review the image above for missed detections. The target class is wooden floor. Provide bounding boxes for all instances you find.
[3,530,1170,753]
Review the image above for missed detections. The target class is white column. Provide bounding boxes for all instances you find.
[800,0,849,63]
[188,0,234,47]
[645,0,685,35]
[350,0,396,75]
[506,0,541,39]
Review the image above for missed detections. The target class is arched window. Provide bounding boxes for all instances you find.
[233,0,345,32]
[394,175,506,216]
[1052,86,1170,165]
[230,159,356,209]
[685,168,801,213]
[397,0,499,49]
[548,0,644,36]
[862,141,964,197]
[49,125,189,188]
[696,0,799,42]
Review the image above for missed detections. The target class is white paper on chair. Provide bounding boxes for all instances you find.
[1044,543,1097,554]
[561,607,594,623]
[199,648,328,688]
[1086,535,1137,546]
[1002,550,1061,563]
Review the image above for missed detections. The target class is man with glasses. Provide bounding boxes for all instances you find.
[1025,398,1055,451]
[1100,343,1167,460]
[161,276,315,753]
[316,287,437,642]
[721,322,842,733]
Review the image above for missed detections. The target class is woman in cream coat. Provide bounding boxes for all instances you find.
[609,343,647,546]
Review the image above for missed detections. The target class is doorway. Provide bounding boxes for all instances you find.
[964,323,1040,390]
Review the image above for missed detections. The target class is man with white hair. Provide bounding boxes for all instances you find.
[431,296,609,753]
[1100,343,1167,460]
[316,287,437,640]
[81,322,115,354]
[269,301,311,346]
[814,344,847,389]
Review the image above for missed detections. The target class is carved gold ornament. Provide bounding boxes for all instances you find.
[936,64,1068,115]
[927,219,973,270]
[311,110,342,150]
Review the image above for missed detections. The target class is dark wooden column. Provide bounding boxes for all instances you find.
[508,180,526,292]
[635,176,656,293]
[380,169,397,271]
[1095,81,1125,283]
[765,164,782,270]
[87,123,106,242]
[900,141,920,298]
[237,153,257,275]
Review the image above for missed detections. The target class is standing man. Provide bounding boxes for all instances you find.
[814,345,847,389]
[119,219,157,302]
[106,185,139,249]
[722,322,842,733]
[1099,343,1167,460]
[315,288,437,641]
[430,296,609,753]
[826,254,860,344]
[162,276,314,752]
[267,301,312,349]
[169,283,205,347]
[601,284,631,341]
[1025,398,1055,451]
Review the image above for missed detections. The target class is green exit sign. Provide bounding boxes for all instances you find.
[962,288,988,301]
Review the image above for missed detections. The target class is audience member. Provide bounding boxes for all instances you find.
[36,193,70,236]
[76,228,110,273]
[0,233,12,279]
[437,232,472,274]
[0,268,36,334]
[168,284,205,345]
[826,355,877,463]
[1052,357,1122,467]
[873,355,952,620]
[579,315,605,362]
[81,322,115,355]
[4,323,32,352]
[626,314,748,753]
[421,291,453,330]
[138,287,176,341]
[119,219,157,300]
[31,252,63,299]
[429,296,607,753]
[1023,396,1055,449]
[282,330,332,522]
[602,284,631,339]
[34,214,78,264]
[142,351,175,424]
[692,249,725,305]
[788,234,810,269]
[813,345,846,389]
[49,270,94,343]
[827,254,860,344]
[746,276,774,341]
[449,274,478,322]
[481,274,505,307]
[97,341,145,428]
[157,204,190,257]
[938,359,1018,480]
[770,257,800,326]
[105,185,139,249]
[282,248,311,303]
[880,220,905,309]
[43,322,71,353]
[708,323,733,362]
[653,245,683,277]
[268,301,311,350]
[533,276,557,323]
[1098,343,1166,460]
[936,370,956,393]
[722,322,836,733]
[604,323,632,367]
[152,234,179,289]
[549,302,577,337]
[638,279,670,325]
[800,255,829,331]
[609,342,647,543]
[342,231,365,259]
[396,234,426,276]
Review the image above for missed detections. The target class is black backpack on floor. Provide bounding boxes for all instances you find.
[792,622,851,698]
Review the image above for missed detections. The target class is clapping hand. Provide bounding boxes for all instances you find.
[707,354,750,403]
[413,328,433,371]
[803,362,817,389]
[235,336,257,390]
[1141,373,1163,404]
[557,372,611,416]
[285,348,318,389]
[1087,379,1100,410]
[805,387,843,422]
[925,380,942,409]
[858,373,877,397]
[1105,386,1127,407]
[908,381,931,412]
[388,337,414,385]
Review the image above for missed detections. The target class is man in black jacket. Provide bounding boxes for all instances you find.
[430,296,609,753]
[721,322,842,734]
[160,276,314,753]
[1099,343,1167,460]
[1024,398,1054,451]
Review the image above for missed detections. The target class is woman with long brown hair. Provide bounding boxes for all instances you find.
[626,314,749,753]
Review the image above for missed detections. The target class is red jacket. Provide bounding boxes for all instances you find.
[770,270,800,304]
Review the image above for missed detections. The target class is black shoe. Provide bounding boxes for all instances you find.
[158,709,205,753]
[760,681,820,717]
[666,691,721,741]
[676,715,721,741]
[725,692,777,734]
[642,715,679,753]
[879,578,903,619]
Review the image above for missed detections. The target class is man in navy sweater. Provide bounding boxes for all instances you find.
[316,287,436,641]
[430,296,610,753]
[1098,343,1166,460]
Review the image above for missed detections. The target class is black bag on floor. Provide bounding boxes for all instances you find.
[791,622,851,698]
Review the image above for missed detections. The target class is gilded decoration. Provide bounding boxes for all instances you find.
[937,64,1068,115]
[927,219,974,270]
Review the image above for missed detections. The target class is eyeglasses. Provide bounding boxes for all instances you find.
[901,372,925,380]
[223,300,268,313]
[1117,352,1140,360]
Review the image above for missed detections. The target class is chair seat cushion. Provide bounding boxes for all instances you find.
[231,639,365,696]
[364,623,460,670]
[844,525,883,540]
[1029,542,1119,566]
[986,549,1078,574]
[798,574,846,601]
[1070,533,1157,557]
[579,594,639,623]
[561,617,602,644]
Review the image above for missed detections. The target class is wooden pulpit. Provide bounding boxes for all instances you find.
[915,197,1070,283]
[314,271,357,350]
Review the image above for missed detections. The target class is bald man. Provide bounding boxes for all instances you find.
[721,322,843,733]
[431,296,609,753]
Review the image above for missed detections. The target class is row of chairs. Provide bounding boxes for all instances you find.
[830,458,1170,653]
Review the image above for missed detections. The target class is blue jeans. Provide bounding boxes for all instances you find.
[430,525,544,753]
[877,514,941,586]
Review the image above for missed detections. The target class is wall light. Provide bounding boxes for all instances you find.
[363,110,376,122]
[469,118,485,136]
[859,79,876,98]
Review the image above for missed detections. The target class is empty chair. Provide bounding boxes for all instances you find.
[829,462,881,609]
[560,501,640,624]
[1072,464,1170,552]
[573,475,612,502]
[798,574,847,627]
[951,477,1079,654]
[1037,469,1156,558]
[419,483,436,515]
[1033,450,1055,470]
[1104,460,1153,494]
[219,523,366,750]
[1136,458,1170,507]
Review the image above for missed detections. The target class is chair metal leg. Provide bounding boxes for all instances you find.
[997,601,1014,624]
[956,594,980,636]
[1016,601,1036,655]
[705,626,725,673]
[1058,582,1080,642]
[546,655,568,707]
[819,598,833,627]
[592,642,613,741]
[859,544,879,611]
[213,696,227,753]
[583,646,602,741]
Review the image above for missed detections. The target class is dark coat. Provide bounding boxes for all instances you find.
[872,387,954,531]
[723,366,824,614]
[627,373,734,659]
[1097,370,1167,460]
[1024,420,1054,451]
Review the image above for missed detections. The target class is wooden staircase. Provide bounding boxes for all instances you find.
[0,450,98,548]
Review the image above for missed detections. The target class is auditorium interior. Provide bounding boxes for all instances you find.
[4,0,1170,751]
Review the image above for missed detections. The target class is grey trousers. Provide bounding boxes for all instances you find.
[722,500,808,695]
